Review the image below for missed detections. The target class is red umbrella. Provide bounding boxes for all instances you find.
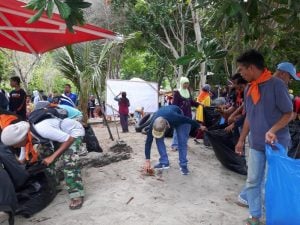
[0,0,121,54]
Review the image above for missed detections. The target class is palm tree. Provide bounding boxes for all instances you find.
[54,41,115,124]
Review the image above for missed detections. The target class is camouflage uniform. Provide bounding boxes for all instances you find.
[37,137,84,199]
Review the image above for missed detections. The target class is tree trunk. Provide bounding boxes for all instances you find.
[78,75,89,125]
[190,1,206,89]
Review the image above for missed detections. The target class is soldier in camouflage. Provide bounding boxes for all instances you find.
[38,138,84,201]
[1,118,85,210]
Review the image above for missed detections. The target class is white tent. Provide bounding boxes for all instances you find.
[106,79,159,115]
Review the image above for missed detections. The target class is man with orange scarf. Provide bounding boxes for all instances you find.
[235,50,293,225]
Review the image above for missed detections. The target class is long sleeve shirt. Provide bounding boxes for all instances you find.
[114,96,130,115]
[145,105,199,159]
[172,90,199,118]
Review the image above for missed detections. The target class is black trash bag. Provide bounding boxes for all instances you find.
[0,143,29,189]
[288,120,300,159]
[0,161,17,225]
[203,132,211,147]
[189,126,198,138]
[203,124,228,147]
[135,113,152,132]
[15,167,57,218]
[206,129,247,175]
[83,125,103,153]
[204,107,221,128]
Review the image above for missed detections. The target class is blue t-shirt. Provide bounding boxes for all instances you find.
[245,77,292,151]
[60,93,77,107]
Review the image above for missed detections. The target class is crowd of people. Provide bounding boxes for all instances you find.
[0,82,87,211]
[0,49,299,224]
[143,49,299,225]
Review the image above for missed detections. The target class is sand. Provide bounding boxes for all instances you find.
[11,123,248,225]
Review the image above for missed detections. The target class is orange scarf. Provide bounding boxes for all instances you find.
[197,91,209,103]
[247,69,272,105]
[0,114,18,130]
[25,133,39,163]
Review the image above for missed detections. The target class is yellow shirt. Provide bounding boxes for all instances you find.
[196,96,211,122]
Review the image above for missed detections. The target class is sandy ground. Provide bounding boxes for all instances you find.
[12,122,249,225]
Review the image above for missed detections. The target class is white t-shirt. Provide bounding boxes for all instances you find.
[34,118,85,143]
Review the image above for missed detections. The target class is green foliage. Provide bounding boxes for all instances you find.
[176,38,228,65]
[54,41,115,123]
[25,0,91,31]
[290,81,300,97]
[0,51,13,85]
[27,53,66,94]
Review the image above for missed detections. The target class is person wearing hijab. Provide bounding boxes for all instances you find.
[195,84,211,123]
[171,77,199,153]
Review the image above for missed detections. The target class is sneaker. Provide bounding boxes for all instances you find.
[154,163,170,170]
[236,195,249,208]
[180,166,189,175]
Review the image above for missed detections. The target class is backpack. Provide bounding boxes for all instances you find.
[28,107,68,124]
[28,107,68,144]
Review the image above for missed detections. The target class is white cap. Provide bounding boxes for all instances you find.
[1,121,30,146]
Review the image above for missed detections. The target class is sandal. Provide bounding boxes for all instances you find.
[245,218,261,225]
[69,197,84,210]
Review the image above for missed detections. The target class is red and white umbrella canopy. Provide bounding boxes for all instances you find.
[0,0,121,54]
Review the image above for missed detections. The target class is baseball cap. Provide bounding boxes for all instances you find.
[202,84,211,92]
[277,62,299,80]
[152,117,168,139]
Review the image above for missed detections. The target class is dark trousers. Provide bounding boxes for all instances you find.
[120,114,129,132]
[88,107,95,118]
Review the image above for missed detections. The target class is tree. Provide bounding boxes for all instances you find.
[7,51,40,92]
[28,53,68,94]
[111,1,194,84]
[0,50,13,86]
[111,0,229,89]
[203,0,300,75]
[54,41,116,123]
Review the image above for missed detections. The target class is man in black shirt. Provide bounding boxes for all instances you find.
[9,76,27,120]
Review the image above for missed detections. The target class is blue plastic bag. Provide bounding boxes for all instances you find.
[265,143,300,225]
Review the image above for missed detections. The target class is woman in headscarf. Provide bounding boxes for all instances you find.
[194,84,211,143]
[196,84,211,123]
[171,77,199,151]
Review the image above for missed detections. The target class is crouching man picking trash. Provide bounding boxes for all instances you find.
[144,105,201,175]
[1,118,85,210]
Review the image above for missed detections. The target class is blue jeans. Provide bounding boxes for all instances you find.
[171,129,178,149]
[245,148,266,218]
[134,111,142,123]
[160,124,191,167]
[239,186,248,202]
